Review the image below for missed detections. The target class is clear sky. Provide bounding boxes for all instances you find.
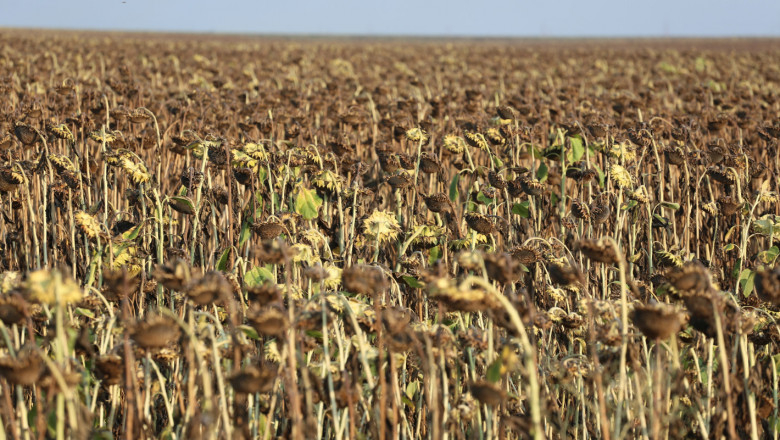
[0,0,778,37]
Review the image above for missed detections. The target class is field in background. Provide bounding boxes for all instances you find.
[0,31,778,439]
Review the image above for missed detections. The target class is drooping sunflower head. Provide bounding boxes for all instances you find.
[75,211,102,239]
[609,163,633,189]
[443,134,467,153]
[405,127,430,144]
[22,269,83,306]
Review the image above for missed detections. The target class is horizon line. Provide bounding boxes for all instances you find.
[2,27,779,40]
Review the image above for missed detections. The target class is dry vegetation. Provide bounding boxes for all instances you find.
[0,31,779,439]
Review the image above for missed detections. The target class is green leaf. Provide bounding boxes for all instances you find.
[593,163,605,188]
[112,242,133,258]
[660,202,680,211]
[476,191,495,206]
[75,307,95,319]
[406,380,419,400]
[760,246,780,264]
[169,196,196,215]
[294,186,322,220]
[239,325,260,341]
[216,247,231,271]
[536,162,548,182]
[722,243,736,252]
[305,330,323,340]
[739,268,755,297]
[491,155,504,169]
[653,214,670,228]
[569,135,585,163]
[449,174,460,202]
[511,201,530,218]
[658,61,678,74]
[121,222,144,240]
[428,246,441,266]
[695,56,707,73]
[402,276,424,289]
[487,358,503,383]
[551,192,559,206]
[529,145,544,159]
[245,265,274,287]
[256,167,268,184]
[239,219,252,247]
[732,258,742,280]
[622,200,639,211]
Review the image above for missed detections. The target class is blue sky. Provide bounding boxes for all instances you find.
[0,0,778,37]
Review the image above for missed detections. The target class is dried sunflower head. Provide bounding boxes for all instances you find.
[483,252,521,284]
[755,267,780,306]
[120,154,151,184]
[0,164,26,191]
[184,271,231,305]
[664,146,686,166]
[627,186,650,204]
[75,211,102,239]
[342,265,388,295]
[13,122,38,146]
[449,233,489,250]
[0,349,43,385]
[422,193,452,213]
[405,127,430,144]
[253,220,285,240]
[94,354,123,386]
[496,105,516,121]
[247,304,289,337]
[609,163,634,189]
[89,129,117,144]
[22,269,83,306]
[468,380,506,407]
[464,131,489,151]
[667,261,713,295]
[322,264,342,291]
[510,245,543,266]
[131,315,181,350]
[607,142,636,162]
[242,142,270,162]
[0,294,26,326]
[519,176,545,196]
[655,249,684,268]
[465,212,495,235]
[756,191,779,205]
[49,154,77,173]
[152,258,192,291]
[701,201,718,216]
[576,238,620,264]
[427,277,499,312]
[631,302,684,340]
[312,169,344,194]
[443,134,467,153]
[546,261,584,286]
[485,127,505,145]
[410,224,445,249]
[229,365,276,394]
[571,199,590,220]
[48,123,74,142]
[363,211,401,245]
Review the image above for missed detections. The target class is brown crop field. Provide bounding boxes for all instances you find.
[0,30,779,439]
